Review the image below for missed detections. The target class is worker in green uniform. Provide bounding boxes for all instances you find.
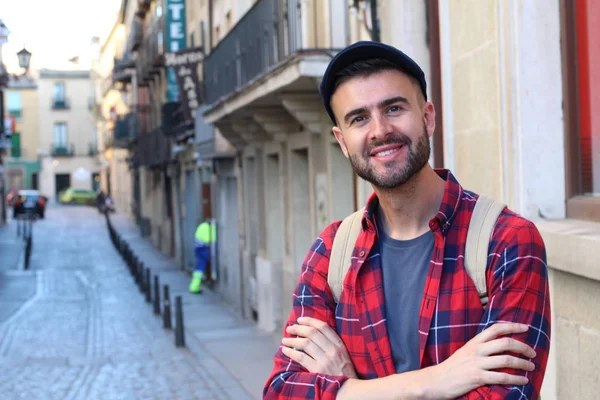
[189,219,216,293]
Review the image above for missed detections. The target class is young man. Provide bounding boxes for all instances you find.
[263,42,550,399]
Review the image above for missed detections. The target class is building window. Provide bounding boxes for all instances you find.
[7,92,22,121]
[190,31,195,47]
[52,82,69,109]
[53,122,68,147]
[158,31,164,54]
[53,83,65,102]
[562,0,600,221]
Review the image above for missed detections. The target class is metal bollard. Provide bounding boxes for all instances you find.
[131,256,137,275]
[153,275,161,315]
[132,257,139,275]
[138,263,145,292]
[163,285,172,330]
[174,296,185,347]
[134,260,140,284]
[133,259,140,283]
[145,268,152,303]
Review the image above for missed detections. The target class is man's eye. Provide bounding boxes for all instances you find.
[351,116,365,125]
[388,105,402,113]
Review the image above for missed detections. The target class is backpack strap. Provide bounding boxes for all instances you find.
[328,208,365,303]
[464,194,506,307]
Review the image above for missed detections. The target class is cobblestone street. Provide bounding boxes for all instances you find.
[0,205,269,400]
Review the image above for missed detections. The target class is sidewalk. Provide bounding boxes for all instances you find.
[108,212,280,400]
[0,218,25,271]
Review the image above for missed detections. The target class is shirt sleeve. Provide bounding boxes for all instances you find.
[263,223,350,400]
[459,216,551,400]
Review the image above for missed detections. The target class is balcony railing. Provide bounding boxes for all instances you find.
[51,143,75,157]
[105,113,139,149]
[51,98,70,110]
[126,15,144,52]
[204,0,341,106]
[100,74,113,96]
[136,14,164,86]
[136,127,171,167]
[88,143,99,156]
[113,55,135,84]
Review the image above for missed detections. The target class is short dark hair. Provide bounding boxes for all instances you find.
[330,58,424,125]
[333,58,403,93]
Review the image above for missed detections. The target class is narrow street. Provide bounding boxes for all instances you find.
[0,205,276,400]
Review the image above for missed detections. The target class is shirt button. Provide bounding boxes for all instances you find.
[359,251,365,257]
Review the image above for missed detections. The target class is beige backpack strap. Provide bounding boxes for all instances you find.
[328,208,365,303]
[465,195,506,307]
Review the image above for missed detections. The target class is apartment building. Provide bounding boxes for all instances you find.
[4,74,41,191]
[37,69,99,199]
[92,15,135,216]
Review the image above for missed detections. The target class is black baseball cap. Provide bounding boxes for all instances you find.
[319,41,427,125]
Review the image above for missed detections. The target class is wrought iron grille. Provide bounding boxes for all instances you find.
[203,0,339,106]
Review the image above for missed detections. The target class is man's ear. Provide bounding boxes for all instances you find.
[332,126,349,158]
[423,102,436,138]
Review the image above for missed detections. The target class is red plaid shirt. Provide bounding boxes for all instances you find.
[264,170,550,400]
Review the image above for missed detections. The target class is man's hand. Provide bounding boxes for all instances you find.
[281,316,358,378]
[422,322,536,400]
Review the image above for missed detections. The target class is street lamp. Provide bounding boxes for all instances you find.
[17,47,32,71]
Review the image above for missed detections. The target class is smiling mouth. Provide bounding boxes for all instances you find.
[373,145,404,157]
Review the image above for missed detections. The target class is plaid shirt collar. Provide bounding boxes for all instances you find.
[361,169,463,235]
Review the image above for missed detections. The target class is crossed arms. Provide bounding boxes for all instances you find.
[263,220,550,400]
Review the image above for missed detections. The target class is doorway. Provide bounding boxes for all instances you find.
[183,170,199,272]
[55,174,71,198]
[31,173,39,190]
[92,173,100,192]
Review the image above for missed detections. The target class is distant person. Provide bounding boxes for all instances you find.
[189,219,216,293]
[104,194,115,213]
[6,187,18,206]
[96,189,106,213]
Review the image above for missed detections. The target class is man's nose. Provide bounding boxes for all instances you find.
[370,113,393,141]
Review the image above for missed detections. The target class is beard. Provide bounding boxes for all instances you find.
[348,124,431,189]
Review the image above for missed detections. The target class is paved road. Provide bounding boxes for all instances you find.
[0,205,254,400]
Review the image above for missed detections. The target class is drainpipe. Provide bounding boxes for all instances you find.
[208,0,214,50]
[370,0,380,42]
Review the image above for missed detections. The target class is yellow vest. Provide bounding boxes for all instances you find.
[195,221,216,244]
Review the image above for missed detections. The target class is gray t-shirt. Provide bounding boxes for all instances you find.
[376,210,434,373]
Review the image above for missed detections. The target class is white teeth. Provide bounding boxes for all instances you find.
[375,148,400,157]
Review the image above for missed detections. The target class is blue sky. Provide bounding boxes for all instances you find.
[0,0,121,72]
